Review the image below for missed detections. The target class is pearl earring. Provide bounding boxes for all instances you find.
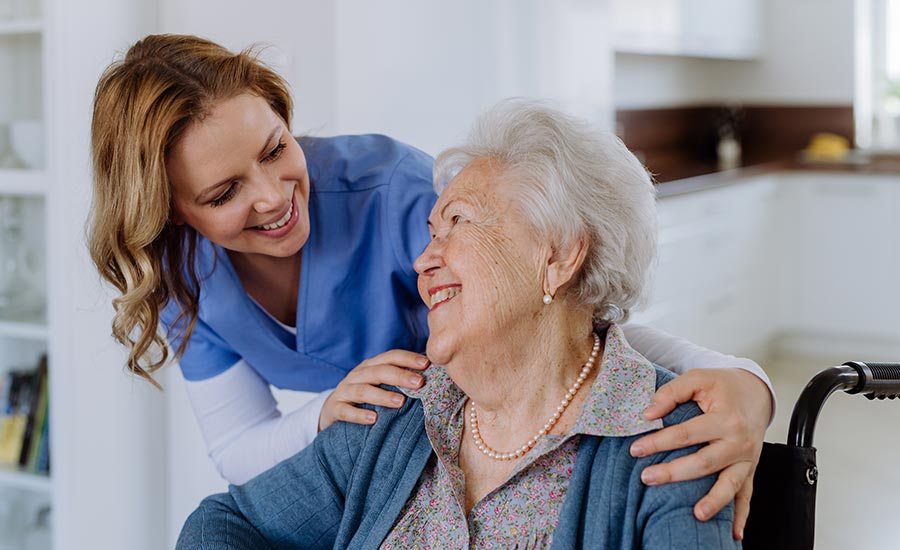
[542,293,553,305]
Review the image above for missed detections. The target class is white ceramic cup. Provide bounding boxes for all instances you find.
[10,119,43,169]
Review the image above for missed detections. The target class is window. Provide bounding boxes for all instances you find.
[856,0,900,148]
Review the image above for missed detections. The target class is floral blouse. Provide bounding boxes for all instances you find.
[380,324,663,549]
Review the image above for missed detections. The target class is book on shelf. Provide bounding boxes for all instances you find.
[0,354,49,475]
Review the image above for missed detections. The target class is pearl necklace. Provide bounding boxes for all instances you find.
[468,332,601,461]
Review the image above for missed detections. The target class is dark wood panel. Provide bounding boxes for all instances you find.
[616,105,854,182]
[740,106,854,166]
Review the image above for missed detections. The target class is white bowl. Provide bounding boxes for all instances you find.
[10,119,44,169]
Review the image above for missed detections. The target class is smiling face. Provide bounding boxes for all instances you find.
[414,158,549,367]
[166,93,311,259]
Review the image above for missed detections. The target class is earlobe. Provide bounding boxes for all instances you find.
[545,237,589,296]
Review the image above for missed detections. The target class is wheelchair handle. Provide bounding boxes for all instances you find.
[843,361,900,400]
[788,362,900,448]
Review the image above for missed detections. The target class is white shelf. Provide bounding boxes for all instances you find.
[0,19,43,36]
[0,319,47,341]
[0,465,50,494]
[0,170,49,196]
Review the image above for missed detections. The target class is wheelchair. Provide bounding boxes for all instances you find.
[743,361,900,549]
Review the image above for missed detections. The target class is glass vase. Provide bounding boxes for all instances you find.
[0,197,44,320]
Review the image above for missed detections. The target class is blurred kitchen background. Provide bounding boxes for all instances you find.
[0,0,898,548]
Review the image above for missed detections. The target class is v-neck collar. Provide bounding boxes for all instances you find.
[211,241,307,354]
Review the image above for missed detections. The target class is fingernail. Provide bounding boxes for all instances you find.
[697,503,711,521]
[641,470,656,485]
[367,412,377,423]
[409,375,423,387]
[630,444,645,457]
[737,528,744,540]
[392,394,404,406]
[417,356,429,366]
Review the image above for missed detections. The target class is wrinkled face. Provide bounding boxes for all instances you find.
[167,93,311,259]
[414,159,548,366]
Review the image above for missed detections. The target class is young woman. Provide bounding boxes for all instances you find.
[89,34,772,539]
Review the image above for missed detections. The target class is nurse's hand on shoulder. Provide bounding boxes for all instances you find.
[318,349,430,431]
[629,368,772,541]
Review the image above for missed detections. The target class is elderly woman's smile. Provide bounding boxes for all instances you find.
[427,284,461,310]
[414,159,548,369]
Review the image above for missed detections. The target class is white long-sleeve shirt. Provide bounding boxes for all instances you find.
[185,323,776,485]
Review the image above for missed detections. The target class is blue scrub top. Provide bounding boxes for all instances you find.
[160,134,436,391]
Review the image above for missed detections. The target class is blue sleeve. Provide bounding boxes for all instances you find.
[176,417,364,549]
[639,403,739,549]
[387,146,437,279]
[386,146,437,345]
[160,300,241,381]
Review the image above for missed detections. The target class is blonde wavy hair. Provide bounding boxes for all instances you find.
[88,34,293,387]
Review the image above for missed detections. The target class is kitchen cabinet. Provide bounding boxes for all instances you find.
[632,171,900,363]
[631,176,778,358]
[775,173,900,357]
[611,0,762,60]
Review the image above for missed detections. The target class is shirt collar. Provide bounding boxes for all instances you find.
[401,323,663,438]
[570,324,663,437]
[400,361,464,419]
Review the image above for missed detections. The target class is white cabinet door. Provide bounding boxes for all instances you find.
[611,0,761,59]
[633,171,900,360]
[679,0,761,59]
[780,173,900,344]
[610,0,682,56]
[632,177,778,356]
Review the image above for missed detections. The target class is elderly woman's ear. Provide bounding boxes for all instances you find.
[544,237,588,299]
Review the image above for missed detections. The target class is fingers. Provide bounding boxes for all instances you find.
[364,349,430,371]
[328,401,379,426]
[631,412,720,458]
[320,383,407,429]
[319,349,430,431]
[642,371,708,420]
[347,361,426,391]
[692,462,752,525]
[352,350,429,390]
[638,424,752,485]
[342,382,408,409]
[730,474,754,540]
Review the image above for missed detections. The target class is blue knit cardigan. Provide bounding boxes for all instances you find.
[177,367,738,549]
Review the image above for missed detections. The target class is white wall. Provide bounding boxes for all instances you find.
[614,0,855,108]
[332,0,615,153]
[159,0,613,156]
[331,0,512,154]
[158,1,337,137]
[614,53,725,108]
[711,0,855,104]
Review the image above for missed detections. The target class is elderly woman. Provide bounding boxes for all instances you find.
[177,101,739,549]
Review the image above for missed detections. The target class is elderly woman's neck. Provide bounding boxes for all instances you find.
[451,308,600,423]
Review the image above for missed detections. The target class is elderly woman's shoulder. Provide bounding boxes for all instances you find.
[651,365,704,428]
